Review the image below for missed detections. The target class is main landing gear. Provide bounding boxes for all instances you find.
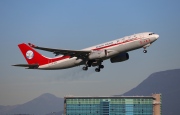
[95,65,104,72]
[82,60,93,71]
[82,66,88,71]
[82,61,104,72]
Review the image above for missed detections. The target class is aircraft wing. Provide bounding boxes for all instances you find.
[28,43,91,57]
[12,64,39,69]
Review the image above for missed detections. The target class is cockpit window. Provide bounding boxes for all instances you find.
[149,33,155,35]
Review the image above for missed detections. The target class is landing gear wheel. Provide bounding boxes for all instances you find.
[143,50,147,53]
[100,65,104,69]
[95,68,100,72]
[82,66,88,71]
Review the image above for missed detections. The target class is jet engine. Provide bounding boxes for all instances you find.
[88,50,107,60]
[110,53,129,63]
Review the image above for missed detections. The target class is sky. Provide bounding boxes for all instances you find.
[0,0,180,105]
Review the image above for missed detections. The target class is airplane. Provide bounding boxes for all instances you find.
[13,32,159,72]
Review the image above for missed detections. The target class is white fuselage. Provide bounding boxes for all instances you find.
[38,32,159,70]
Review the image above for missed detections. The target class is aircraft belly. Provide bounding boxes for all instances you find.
[39,58,82,70]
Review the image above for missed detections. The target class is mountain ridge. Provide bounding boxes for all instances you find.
[123,69,180,115]
[0,93,64,115]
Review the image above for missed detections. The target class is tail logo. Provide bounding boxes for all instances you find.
[26,50,34,59]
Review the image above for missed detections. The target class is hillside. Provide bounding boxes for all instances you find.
[123,69,180,115]
[0,93,64,115]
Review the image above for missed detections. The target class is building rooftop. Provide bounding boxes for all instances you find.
[64,95,155,99]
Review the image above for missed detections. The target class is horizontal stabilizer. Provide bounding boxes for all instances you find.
[12,64,39,69]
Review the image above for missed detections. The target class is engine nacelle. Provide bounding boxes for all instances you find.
[110,53,129,63]
[89,50,107,60]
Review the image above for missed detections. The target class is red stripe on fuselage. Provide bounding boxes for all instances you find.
[48,55,70,63]
[92,38,141,50]
[41,37,141,65]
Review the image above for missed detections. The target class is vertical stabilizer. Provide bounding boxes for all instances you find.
[18,43,50,65]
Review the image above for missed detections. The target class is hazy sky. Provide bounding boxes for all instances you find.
[0,0,180,105]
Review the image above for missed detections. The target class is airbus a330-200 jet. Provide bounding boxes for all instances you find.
[13,32,159,72]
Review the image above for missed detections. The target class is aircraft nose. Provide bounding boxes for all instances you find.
[155,34,159,39]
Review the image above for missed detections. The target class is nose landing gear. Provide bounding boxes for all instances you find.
[143,49,147,53]
[143,43,151,53]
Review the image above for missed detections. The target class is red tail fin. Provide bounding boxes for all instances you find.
[18,43,49,65]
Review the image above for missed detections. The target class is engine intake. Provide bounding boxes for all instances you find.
[110,53,129,63]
